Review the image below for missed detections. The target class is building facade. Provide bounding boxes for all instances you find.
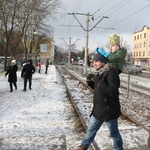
[40,39,55,63]
[26,38,55,65]
[133,26,150,70]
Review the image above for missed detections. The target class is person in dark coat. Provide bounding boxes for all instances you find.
[77,53,123,150]
[22,59,35,91]
[21,58,27,78]
[45,59,49,74]
[21,58,27,67]
[5,60,18,92]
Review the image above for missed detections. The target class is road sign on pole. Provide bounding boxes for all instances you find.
[40,44,47,52]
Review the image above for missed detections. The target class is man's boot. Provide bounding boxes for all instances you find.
[76,146,87,150]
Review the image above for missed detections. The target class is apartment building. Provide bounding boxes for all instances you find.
[133,26,150,70]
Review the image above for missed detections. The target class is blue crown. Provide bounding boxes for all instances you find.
[96,47,109,58]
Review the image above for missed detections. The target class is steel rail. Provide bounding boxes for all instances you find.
[59,66,150,148]
[57,67,98,150]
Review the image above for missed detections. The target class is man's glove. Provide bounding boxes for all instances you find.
[93,74,102,84]
[86,74,94,81]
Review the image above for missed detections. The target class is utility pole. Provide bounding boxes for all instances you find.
[84,13,90,76]
[68,12,109,75]
[60,37,80,68]
[68,37,71,68]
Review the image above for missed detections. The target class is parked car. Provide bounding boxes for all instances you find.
[77,60,84,66]
[122,64,142,74]
[59,61,65,65]
[134,65,142,73]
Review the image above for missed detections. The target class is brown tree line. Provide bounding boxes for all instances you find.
[0,0,61,70]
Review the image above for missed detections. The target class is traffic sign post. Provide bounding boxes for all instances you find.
[40,44,47,52]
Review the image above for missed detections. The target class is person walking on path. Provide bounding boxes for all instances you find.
[37,60,41,73]
[21,58,27,78]
[21,58,27,67]
[5,60,18,92]
[45,59,49,74]
[22,59,35,92]
[77,52,123,150]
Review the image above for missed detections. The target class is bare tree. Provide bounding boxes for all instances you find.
[0,0,61,70]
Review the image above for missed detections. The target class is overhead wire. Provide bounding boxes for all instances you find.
[89,1,150,49]
[90,0,132,40]
[92,0,112,16]
[60,0,84,41]
[110,3,150,28]
[60,0,150,50]
[93,0,130,22]
[59,1,79,44]
[60,0,85,48]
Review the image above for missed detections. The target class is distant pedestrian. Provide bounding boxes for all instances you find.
[38,60,41,73]
[11,57,16,64]
[21,58,27,67]
[22,59,35,91]
[5,60,18,92]
[45,59,49,74]
[21,58,27,78]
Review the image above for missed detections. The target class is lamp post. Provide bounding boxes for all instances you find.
[33,32,38,65]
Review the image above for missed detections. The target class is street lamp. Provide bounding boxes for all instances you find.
[33,32,38,65]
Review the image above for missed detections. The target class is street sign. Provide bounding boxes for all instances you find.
[40,44,47,52]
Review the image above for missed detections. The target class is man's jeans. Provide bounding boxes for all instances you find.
[81,116,123,150]
[24,76,32,90]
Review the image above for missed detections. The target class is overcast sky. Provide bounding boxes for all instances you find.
[52,0,150,52]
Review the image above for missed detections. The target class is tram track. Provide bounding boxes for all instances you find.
[57,66,150,150]
[120,78,150,98]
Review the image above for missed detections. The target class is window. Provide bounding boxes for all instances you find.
[137,35,139,39]
[140,43,142,48]
[139,52,141,56]
[134,36,136,40]
[148,60,150,66]
[134,44,136,49]
[143,51,145,56]
[144,42,146,47]
[140,34,142,39]
[144,33,146,38]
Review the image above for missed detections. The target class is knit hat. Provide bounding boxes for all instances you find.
[109,34,120,46]
[11,59,16,64]
[93,53,107,63]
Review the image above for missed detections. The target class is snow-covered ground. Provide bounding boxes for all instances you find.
[0,65,86,150]
[62,67,150,150]
[0,65,149,150]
